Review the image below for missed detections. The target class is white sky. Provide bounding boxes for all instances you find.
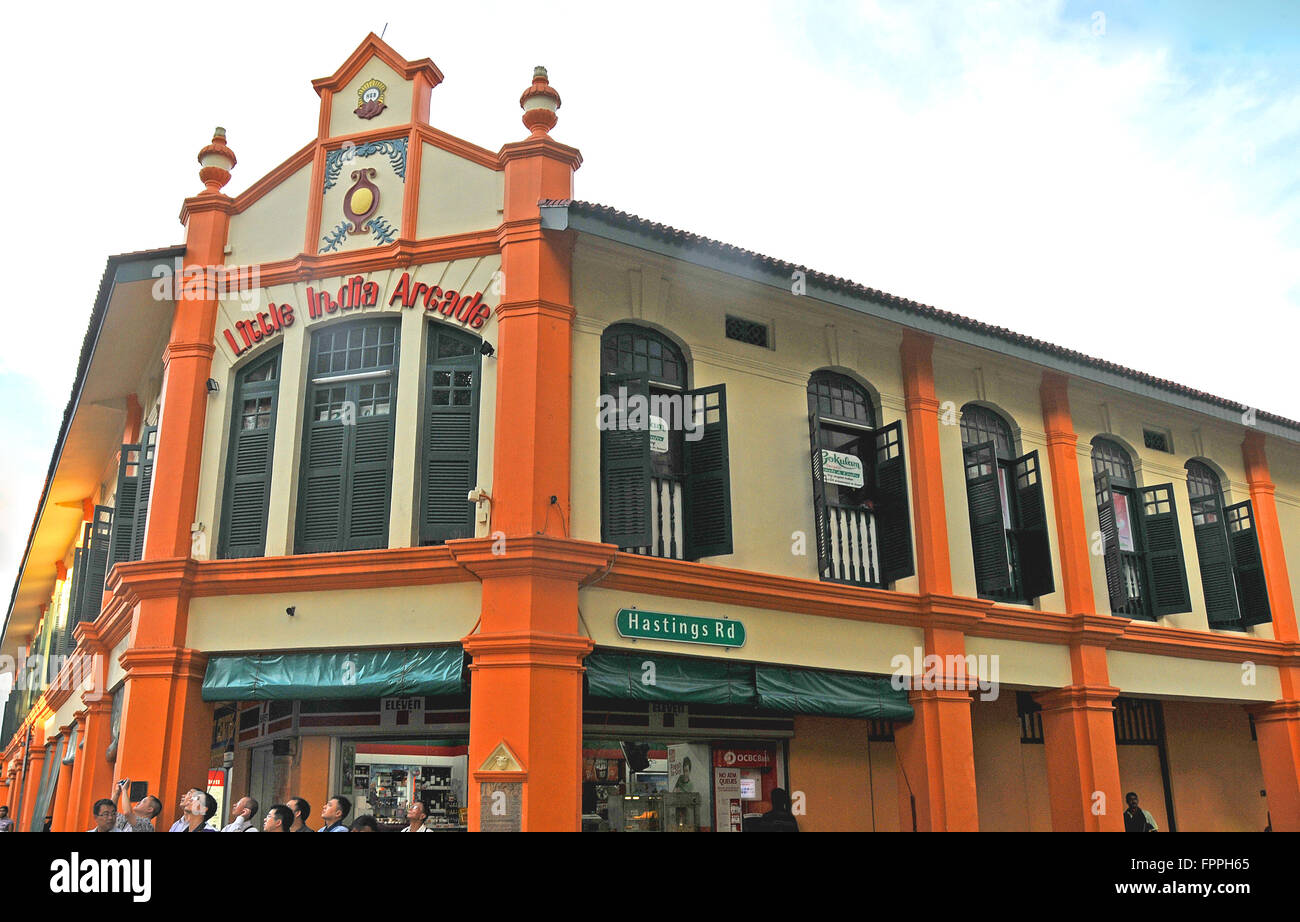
[0,1,1296,647]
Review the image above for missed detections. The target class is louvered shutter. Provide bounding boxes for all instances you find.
[130,426,157,562]
[297,399,347,553]
[421,338,479,545]
[221,364,278,558]
[64,544,87,652]
[347,407,395,550]
[108,442,141,568]
[1190,493,1241,627]
[80,506,114,625]
[873,421,914,584]
[964,441,1010,594]
[1225,500,1272,627]
[600,372,653,549]
[808,413,832,579]
[683,384,733,560]
[1094,473,1126,612]
[1013,450,1055,599]
[1138,483,1192,617]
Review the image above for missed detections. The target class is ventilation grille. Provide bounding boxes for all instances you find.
[725,315,770,348]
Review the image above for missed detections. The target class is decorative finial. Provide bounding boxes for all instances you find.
[519,66,561,137]
[197,126,237,193]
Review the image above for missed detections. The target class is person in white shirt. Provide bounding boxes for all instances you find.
[401,800,431,832]
[221,796,260,832]
[88,799,127,832]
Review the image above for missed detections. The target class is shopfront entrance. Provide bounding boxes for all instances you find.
[580,648,911,832]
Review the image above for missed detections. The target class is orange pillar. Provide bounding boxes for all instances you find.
[1241,433,1297,647]
[1037,372,1124,831]
[1241,432,1300,829]
[892,618,981,831]
[463,69,591,832]
[899,330,952,596]
[56,710,87,832]
[893,335,979,830]
[17,726,47,831]
[111,131,235,817]
[48,725,74,831]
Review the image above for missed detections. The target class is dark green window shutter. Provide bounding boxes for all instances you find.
[130,426,157,562]
[1138,483,1192,617]
[1190,493,1241,626]
[1225,500,1272,627]
[297,320,399,555]
[348,413,394,550]
[81,506,114,625]
[873,421,914,584]
[1094,473,1127,612]
[600,372,652,548]
[64,544,87,652]
[421,330,480,545]
[683,384,733,560]
[221,353,279,559]
[964,440,1010,594]
[1013,450,1055,599]
[108,442,141,568]
[298,402,347,553]
[807,412,832,579]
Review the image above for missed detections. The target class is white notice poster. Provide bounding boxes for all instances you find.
[650,416,669,454]
[821,449,864,488]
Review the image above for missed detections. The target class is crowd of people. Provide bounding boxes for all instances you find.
[74,780,433,832]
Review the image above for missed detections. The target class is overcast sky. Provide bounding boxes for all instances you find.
[0,1,1297,652]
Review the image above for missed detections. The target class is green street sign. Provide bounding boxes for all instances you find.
[615,608,746,648]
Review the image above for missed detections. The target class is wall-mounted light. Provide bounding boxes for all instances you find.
[285,606,296,617]
[480,341,495,358]
[206,378,220,394]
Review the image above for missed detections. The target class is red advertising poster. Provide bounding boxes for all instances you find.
[206,769,227,832]
[1113,493,1135,552]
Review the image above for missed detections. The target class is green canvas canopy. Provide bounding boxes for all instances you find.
[201,647,465,701]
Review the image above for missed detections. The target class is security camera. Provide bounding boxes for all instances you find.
[467,487,491,504]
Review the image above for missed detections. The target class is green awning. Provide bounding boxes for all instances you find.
[201,647,465,701]
[585,651,756,706]
[755,665,913,720]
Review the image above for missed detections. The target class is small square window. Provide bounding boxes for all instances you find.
[1143,427,1172,453]
[724,316,771,348]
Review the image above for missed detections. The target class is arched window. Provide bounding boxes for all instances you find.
[1091,438,1135,483]
[807,371,912,587]
[1185,459,1272,629]
[960,405,1053,602]
[599,324,732,561]
[221,348,281,558]
[420,324,482,545]
[1091,437,1190,620]
[296,319,399,553]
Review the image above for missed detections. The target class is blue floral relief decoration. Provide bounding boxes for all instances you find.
[323,138,407,193]
[319,221,350,253]
[369,216,398,246]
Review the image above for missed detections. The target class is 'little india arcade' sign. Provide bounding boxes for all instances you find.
[220,272,494,357]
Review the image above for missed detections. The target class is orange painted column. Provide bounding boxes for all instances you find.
[17,726,47,831]
[462,69,594,832]
[899,331,952,596]
[56,710,87,832]
[111,132,234,817]
[48,725,74,831]
[1241,432,1300,829]
[1241,433,1297,647]
[1037,372,1124,831]
[893,335,980,830]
